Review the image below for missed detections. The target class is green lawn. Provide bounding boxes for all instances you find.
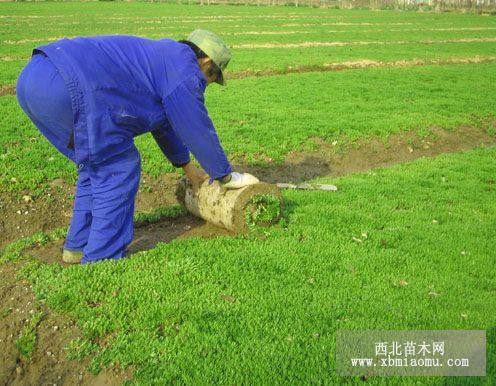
[1,3,495,383]
[2,63,495,195]
[6,145,495,384]
[1,3,495,84]
[1,5,495,196]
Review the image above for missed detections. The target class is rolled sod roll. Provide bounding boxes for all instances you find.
[176,176,284,233]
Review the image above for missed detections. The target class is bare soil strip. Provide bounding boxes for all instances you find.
[1,124,494,250]
[228,56,496,79]
[3,37,68,45]
[0,261,134,385]
[4,36,495,62]
[280,21,434,27]
[233,37,496,48]
[2,56,495,96]
[0,56,25,62]
[5,26,496,44]
[0,14,374,21]
[0,84,15,96]
[0,173,182,249]
[250,124,496,184]
[226,26,496,35]
[0,20,416,31]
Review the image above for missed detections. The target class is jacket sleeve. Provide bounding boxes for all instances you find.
[162,75,232,180]
[151,126,191,167]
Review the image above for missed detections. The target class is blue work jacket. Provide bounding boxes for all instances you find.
[35,35,232,180]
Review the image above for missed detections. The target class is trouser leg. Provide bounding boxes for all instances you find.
[16,54,93,251]
[82,146,141,264]
[64,165,92,251]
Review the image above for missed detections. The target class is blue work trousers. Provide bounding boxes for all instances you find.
[16,54,140,263]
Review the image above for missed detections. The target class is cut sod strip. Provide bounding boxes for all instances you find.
[176,176,283,233]
[7,146,495,384]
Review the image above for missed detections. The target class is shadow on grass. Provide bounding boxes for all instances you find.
[25,213,234,265]
[234,155,332,185]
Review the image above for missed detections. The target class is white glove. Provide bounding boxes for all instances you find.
[221,172,259,189]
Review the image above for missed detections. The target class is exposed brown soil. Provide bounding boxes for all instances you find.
[0,14,370,22]
[233,37,496,49]
[238,124,496,184]
[0,84,15,96]
[0,261,133,385]
[4,26,496,45]
[3,56,495,96]
[229,56,496,79]
[227,26,496,36]
[0,173,181,250]
[0,56,21,62]
[5,37,496,62]
[280,22,414,26]
[1,190,233,385]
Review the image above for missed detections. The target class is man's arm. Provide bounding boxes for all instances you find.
[151,126,208,189]
[151,126,191,168]
[162,75,232,181]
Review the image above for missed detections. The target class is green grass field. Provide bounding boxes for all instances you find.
[5,145,496,384]
[1,3,496,84]
[1,2,495,385]
[3,63,496,195]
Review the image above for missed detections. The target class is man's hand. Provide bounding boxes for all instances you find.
[221,172,259,189]
[182,162,208,193]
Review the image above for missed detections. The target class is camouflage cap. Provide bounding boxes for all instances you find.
[187,29,231,85]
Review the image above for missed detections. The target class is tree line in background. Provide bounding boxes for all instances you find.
[167,0,496,11]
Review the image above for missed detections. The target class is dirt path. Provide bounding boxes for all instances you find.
[5,27,496,44]
[240,123,496,186]
[228,56,496,79]
[233,37,496,49]
[0,173,181,250]
[0,262,133,385]
[3,56,495,96]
